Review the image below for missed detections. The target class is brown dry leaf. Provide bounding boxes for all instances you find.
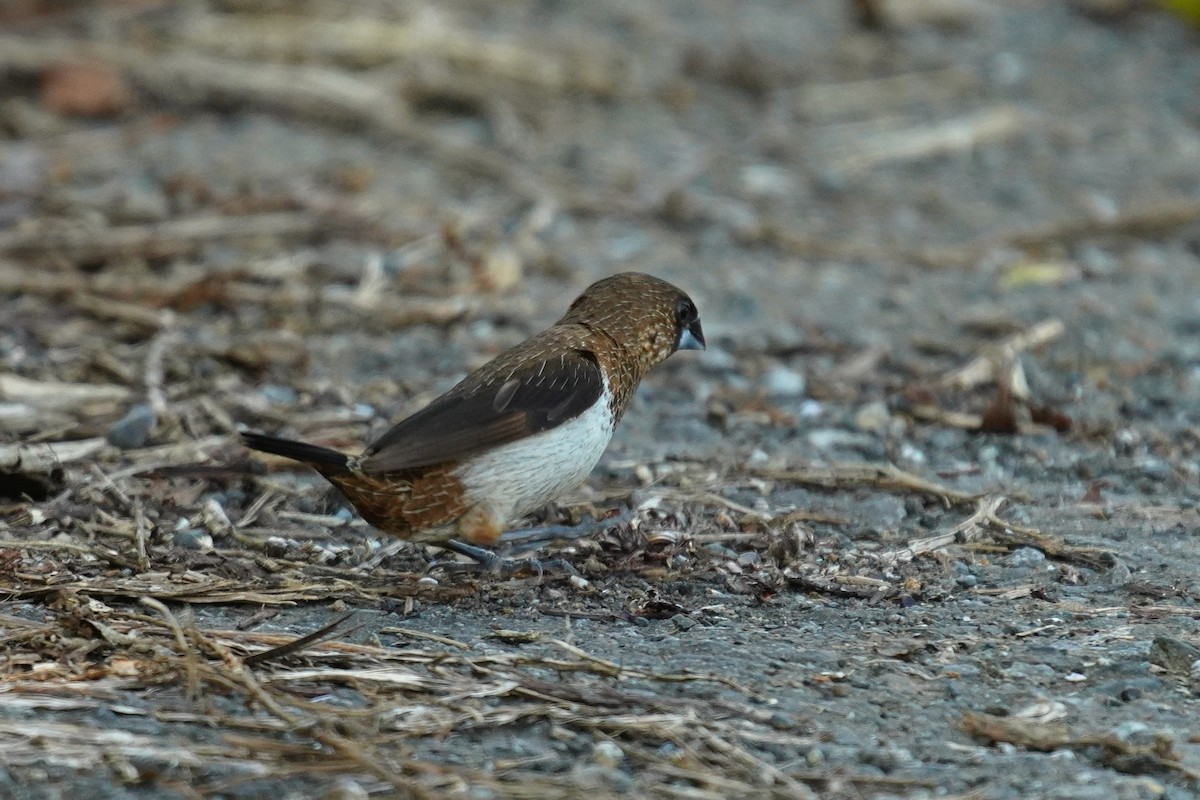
[1081,480,1109,503]
[1030,402,1072,433]
[41,61,133,118]
[475,245,523,293]
[108,657,141,678]
[977,382,1021,434]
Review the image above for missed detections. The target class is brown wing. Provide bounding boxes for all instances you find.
[358,348,604,474]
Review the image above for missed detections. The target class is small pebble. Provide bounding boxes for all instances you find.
[990,51,1026,87]
[259,384,298,407]
[1111,720,1153,745]
[806,429,874,451]
[853,401,891,432]
[0,143,47,194]
[172,527,213,551]
[1078,243,1119,278]
[106,403,156,449]
[1134,456,1172,481]
[814,167,849,196]
[1106,560,1133,585]
[763,364,806,397]
[571,764,633,792]
[1004,547,1046,567]
[655,742,681,759]
[698,347,737,373]
[740,164,794,199]
[955,574,978,588]
[592,741,623,767]
[799,399,823,418]
[264,536,293,557]
[703,543,738,560]
[767,712,793,730]
[1149,635,1200,673]
[745,448,770,467]
[943,663,981,677]
[670,613,696,631]
[318,778,369,800]
[1119,686,1143,702]
[112,183,169,224]
[860,745,914,772]
[1003,663,1057,681]
[477,244,522,292]
[898,442,926,464]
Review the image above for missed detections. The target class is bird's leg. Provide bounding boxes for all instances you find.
[438,540,576,578]
[495,508,637,554]
[431,509,636,577]
[358,536,578,576]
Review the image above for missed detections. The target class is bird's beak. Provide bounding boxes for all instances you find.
[678,320,705,351]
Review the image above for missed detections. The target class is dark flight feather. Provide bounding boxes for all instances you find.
[358,349,605,474]
[240,432,350,471]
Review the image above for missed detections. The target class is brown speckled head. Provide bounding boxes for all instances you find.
[553,272,704,424]
[559,272,704,372]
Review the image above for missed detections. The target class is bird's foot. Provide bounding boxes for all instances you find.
[431,508,636,578]
[495,508,636,554]
[433,540,579,578]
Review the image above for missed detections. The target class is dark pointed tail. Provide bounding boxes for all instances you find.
[240,431,351,472]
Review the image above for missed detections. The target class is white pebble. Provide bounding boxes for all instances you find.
[763,364,806,397]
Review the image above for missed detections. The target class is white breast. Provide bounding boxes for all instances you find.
[452,377,615,523]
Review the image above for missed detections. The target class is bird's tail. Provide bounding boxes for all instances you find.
[240,431,351,473]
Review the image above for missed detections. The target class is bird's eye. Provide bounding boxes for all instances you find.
[675,299,695,324]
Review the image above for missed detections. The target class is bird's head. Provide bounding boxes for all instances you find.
[560,272,705,370]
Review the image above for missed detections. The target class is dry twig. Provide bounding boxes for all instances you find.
[755,463,977,506]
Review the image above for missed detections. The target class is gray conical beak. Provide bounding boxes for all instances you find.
[678,320,705,351]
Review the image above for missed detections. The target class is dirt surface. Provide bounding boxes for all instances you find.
[3,1,1200,798]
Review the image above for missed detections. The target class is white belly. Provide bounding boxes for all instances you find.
[452,381,615,522]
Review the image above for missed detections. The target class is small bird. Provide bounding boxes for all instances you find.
[241,272,704,566]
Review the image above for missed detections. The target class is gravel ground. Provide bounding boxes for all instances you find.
[2,1,1200,798]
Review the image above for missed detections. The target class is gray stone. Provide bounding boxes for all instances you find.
[763,364,806,397]
[172,527,213,551]
[1004,547,1046,567]
[106,403,156,449]
[1110,720,1153,745]
[853,401,891,432]
[1149,636,1200,674]
[260,384,298,406]
[670,614,696,631]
